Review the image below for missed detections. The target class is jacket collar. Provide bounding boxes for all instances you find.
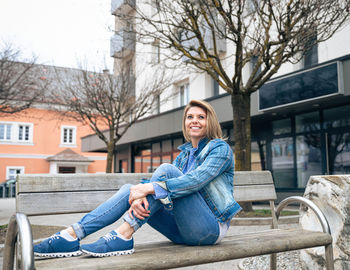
[178,137,209,153]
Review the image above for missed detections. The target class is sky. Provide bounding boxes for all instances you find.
[0,0,114,71]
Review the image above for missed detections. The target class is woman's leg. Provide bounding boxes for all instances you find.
[34,183,136,258]
[73,163,183,239]
[172,192,220,245]
[71,183,133,240]
[140,163,219,246]
[147,191,219,246]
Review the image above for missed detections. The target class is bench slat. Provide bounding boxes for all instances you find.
[18,171,272,193]
[17,173,152,193]
[234,171,273,186]
[34,229,332,270]
[234,184,277,202]
[17,191,118,215]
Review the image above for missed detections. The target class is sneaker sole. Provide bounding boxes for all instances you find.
[34,250,82,258]
[81,248,134,257]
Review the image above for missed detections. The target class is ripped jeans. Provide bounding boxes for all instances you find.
[71,164,220,246]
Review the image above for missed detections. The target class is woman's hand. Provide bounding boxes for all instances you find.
[129,183,154,205]
[128,197,150,220]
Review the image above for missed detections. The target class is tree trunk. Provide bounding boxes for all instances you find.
[231,92,252,171]
[106,141,115,173]
[231,91,253,212]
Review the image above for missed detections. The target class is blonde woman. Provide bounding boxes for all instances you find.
[34,100,241,258]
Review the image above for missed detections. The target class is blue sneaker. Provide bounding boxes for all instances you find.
[34,232,82,258]
[81,231,134,257]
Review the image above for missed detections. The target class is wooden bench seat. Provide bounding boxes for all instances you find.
[33,228,332,270]
[3,171,334,270]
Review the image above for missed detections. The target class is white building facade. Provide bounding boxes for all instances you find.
[82,0,350,201]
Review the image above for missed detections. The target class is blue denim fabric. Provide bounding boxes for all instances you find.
[72,164,220,246]
[156,138,241,222]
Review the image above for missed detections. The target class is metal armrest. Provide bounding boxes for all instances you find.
[275,196,331,234]
[3,213,34,270]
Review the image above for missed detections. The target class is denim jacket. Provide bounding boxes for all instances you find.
[155,138,241,223]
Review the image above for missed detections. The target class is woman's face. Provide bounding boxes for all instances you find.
[185,106,207,143]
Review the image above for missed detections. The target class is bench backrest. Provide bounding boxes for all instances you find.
[16,173,152,216]
[16,171,276,216]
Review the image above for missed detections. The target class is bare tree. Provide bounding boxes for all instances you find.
[123,0,350,172]
[0,42,47,114]
[54,64,172,173]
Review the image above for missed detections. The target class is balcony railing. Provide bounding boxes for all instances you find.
[110,30,136,58]
[111,0,136,15]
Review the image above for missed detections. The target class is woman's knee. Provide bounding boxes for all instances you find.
[116,183,133,195]
[120,183,133,190]
[152,163,182,181]
[155,163,174,173]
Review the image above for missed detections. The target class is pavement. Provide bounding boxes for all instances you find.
[0,198,299,270]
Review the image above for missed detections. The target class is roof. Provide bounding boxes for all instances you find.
[47,148,93,163]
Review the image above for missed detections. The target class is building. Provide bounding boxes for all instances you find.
[82,1,350,201]
[0,65,107,184]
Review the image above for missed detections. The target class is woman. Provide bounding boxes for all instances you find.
[34,99,241,258]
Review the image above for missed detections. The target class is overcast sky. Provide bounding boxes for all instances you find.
[0,0,114,71]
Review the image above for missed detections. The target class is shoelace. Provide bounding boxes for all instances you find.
[48,234,60,243]
[103,233,117,242]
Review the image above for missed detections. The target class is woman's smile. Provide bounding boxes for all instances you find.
[185,106,207,146]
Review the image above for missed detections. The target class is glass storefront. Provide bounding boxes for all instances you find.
[267,104,350,189]
[324,105,350,174]
[327,132,350,174]
[296,134,322,187]
[133,138,183,173]
[271,137,295,188]
[134,144,151,173]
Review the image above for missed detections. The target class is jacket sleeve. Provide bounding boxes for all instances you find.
[160,141,233,198]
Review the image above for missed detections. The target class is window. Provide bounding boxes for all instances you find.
[323,105,350,129]
[250,55,261,78]
[58,167,76,174]
[179,83,189,107]
[272,119,291,136]
[212,78,219,96]
[296,112,320,133]
[0,122,33,144]
[303,32,318,68]
[271,137,295,188]
[152,39,161,64]
[61,126,76,146]
[6,167,24,180]
[0,123,12,141]
[296,134,322,187]
[153,94,161,115]
[18,124,30,142]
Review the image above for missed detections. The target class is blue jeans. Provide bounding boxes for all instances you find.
[71,164,220,246]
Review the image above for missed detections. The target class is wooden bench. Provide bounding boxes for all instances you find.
[3,171,334,270]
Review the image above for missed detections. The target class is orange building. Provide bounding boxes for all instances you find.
[0,106,107,183]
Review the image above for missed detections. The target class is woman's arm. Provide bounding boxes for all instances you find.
[161,141,233,198]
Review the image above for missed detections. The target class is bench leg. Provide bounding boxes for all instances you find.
[270,253,277,270]
[325,244,334,270]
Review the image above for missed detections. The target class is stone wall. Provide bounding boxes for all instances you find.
[299,175,350,270]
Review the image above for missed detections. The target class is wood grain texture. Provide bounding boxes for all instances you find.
[16,172,277,215]
[34,229,332,270]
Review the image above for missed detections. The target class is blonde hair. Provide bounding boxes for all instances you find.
[182,99,223,142]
